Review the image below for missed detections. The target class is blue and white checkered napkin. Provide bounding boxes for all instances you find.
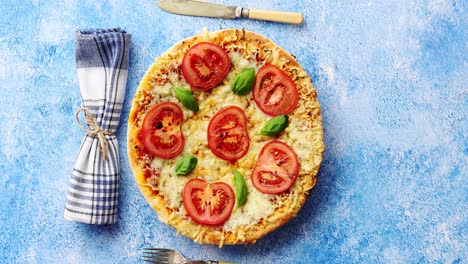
[64,28,131,225]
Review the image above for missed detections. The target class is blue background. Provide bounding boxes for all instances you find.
[0,0,466,263]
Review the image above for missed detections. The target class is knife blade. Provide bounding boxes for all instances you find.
[156,0,303,24]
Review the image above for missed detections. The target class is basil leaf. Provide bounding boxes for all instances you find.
[260,115,289,136]
[231,68,256,95]
[173,86,199,112]
[233,170,248,209]
[175,155,198,175]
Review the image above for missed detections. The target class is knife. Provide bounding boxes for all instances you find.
[156,0,303,24]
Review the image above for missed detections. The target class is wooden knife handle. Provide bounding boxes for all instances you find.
[247,9,303,24]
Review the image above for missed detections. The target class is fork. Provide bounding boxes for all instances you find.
[142,248,237,264]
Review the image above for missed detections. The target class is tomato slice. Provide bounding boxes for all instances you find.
[182,178,235,226]
[251,141,299,194]
[181,42,231,90]
[253,64,299,116]
[207,106,250,161]
[139,102,185,159]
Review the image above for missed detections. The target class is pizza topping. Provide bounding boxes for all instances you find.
[251,141,299,194]
[128,30,324,247]
[253,64,299,116]
[182,178,235,226]
[231,67,256,95]
[233,170,248,210]
[181,42,231,90]
[139,102,185,159]
[173,86,199,112]
[207,106,250,162]
[260,115,289,136]
[175,155,198,175]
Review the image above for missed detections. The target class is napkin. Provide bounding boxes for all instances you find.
[64,28,131,225]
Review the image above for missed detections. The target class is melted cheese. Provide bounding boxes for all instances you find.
[148,49,318,231]
[158,164,190,208]
[224,181,274,231]
[229,51,259,72]
[158,81,173,96]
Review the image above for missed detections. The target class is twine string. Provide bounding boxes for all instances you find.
[75,107,112,160]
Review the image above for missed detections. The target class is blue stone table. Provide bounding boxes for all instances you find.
[0,0,466,263]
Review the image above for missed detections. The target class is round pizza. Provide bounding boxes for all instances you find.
[127,29,324,247]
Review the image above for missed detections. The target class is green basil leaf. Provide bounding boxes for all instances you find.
[233,170,248,209]
[231,68,256,95]
[173,86,199,112]
[175,155,198,175]
[260,115,289,136]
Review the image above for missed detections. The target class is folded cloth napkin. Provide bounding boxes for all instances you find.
[64,28,131,224]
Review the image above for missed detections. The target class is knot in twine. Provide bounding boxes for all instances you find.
[75,107,113,160]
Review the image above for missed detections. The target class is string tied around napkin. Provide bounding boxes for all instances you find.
[75,107,112,160]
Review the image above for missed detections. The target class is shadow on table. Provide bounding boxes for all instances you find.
[76,220,121,235]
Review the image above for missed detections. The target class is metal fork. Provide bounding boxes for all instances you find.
[142,248,237,264]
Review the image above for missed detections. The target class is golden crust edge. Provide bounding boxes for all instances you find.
[127,28,325,246]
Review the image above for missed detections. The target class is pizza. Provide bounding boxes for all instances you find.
[127,29,324,247]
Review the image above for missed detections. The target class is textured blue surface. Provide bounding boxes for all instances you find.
[0,0,466,263]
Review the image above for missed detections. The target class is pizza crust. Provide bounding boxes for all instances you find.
[128,29,324,247]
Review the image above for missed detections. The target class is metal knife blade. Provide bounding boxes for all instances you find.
[156,0,242,20]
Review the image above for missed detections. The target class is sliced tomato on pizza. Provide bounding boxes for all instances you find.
[251,140,299,194]
[207,106,250,162]
[139,102,185,159]
[181,42,231,91]
[253,64,299,116]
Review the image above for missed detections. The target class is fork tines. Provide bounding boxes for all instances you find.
[142,248,172,264]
